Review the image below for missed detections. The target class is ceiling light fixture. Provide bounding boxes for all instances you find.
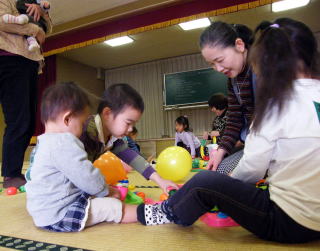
[272,0,310,12]
[178,18,211,31]
[104,36,133,47]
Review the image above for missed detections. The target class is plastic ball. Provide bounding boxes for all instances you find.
[19,186,26,193]
[156,146,192,182]
[6,187,17,195]
[93,151,127,185]
[159,193,168,201]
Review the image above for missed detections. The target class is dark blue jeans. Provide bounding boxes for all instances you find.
[167,171,320,243]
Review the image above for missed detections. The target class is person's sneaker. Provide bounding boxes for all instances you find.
[144,203,172,226]
[3,176,26,189]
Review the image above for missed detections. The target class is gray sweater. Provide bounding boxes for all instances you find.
[25,133,108,227]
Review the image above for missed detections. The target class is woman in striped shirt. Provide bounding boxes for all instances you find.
[199,21,255,174]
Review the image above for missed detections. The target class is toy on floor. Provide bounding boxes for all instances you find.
[3,185,25,196]
[200,138,218,161]
[6,186,17,195]
[93,151,127,185]
[201,211,239,227]
[113,180,129,201]
[156,146,192,182]
[192,158,208,171]
[124,190,144,204]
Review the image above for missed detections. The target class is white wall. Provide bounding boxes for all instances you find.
[105,53,215,139]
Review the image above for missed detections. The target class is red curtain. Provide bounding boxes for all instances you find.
[34,55,56,136]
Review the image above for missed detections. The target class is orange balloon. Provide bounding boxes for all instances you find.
[93,151,127,185]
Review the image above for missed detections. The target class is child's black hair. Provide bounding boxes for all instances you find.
[200,21,253,50]
[208,93,228,110]
[41,82,90,124]
[249,18,320,131]
[175,116,190,132]
[97,83,144,116]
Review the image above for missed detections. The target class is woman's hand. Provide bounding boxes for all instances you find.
[206,148,226,171]
[149,172,179,195]
[25,3,42,22]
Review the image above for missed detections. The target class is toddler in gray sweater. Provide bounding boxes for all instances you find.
[26,82,138,232]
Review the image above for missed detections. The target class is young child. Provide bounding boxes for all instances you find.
[80,83,178,194]
[126,126,140,154]
[203,93,228,144]
[2,0,50,51]
[136,18,320,243]
[175,116,201,159]
[25,82,138,232]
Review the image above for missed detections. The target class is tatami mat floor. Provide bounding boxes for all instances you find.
[0,166,319,251]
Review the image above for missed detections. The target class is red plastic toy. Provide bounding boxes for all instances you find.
[6,187,17,196]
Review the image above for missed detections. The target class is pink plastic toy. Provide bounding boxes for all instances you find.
[200,212,239,227]
[113,186,128,201]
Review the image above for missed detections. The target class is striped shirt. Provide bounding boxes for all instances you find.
[80,115,155,179]
[219,66,255,154]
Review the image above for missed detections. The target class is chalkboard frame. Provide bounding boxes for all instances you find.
[163,67,228,110]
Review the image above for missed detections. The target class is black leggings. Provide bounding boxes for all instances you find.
[166,171,320,243]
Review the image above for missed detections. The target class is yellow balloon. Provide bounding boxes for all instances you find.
[156,146,192,182]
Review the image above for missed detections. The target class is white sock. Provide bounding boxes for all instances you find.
[27,37,40,52]
[144,204,172,226]
[2,14,29,24]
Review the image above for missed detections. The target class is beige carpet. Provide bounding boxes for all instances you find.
[0,170,320,251]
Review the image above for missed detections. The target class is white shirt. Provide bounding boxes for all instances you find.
[231,78,320,231]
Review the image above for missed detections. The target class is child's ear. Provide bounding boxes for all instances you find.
[101,107,112,118]
[235,38,246,53]
[62,111,72,126]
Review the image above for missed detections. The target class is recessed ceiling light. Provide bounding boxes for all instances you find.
[272,0,310,12]
[104,36,133,47]
[178,18,211,31]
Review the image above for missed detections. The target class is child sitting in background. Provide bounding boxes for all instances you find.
[26,82,138,232]
[2,0,51,51]
[175,116,201,159]
[80,83,178,194]
[126,126,140,154]
[203,93,228,144]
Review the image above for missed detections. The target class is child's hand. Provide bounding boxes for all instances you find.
[41,1,50,9]
[149,172,179,195]
[108,186,121,199]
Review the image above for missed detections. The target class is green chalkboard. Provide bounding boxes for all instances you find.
[164,68,228,107]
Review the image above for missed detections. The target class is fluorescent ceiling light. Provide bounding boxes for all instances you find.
[272,0,310,12]
[178,18,211,31]
[104,36,133,47]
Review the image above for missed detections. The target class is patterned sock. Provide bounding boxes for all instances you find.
[143,203,173,226]
[2,14,28,24]
[26,37,40,52]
